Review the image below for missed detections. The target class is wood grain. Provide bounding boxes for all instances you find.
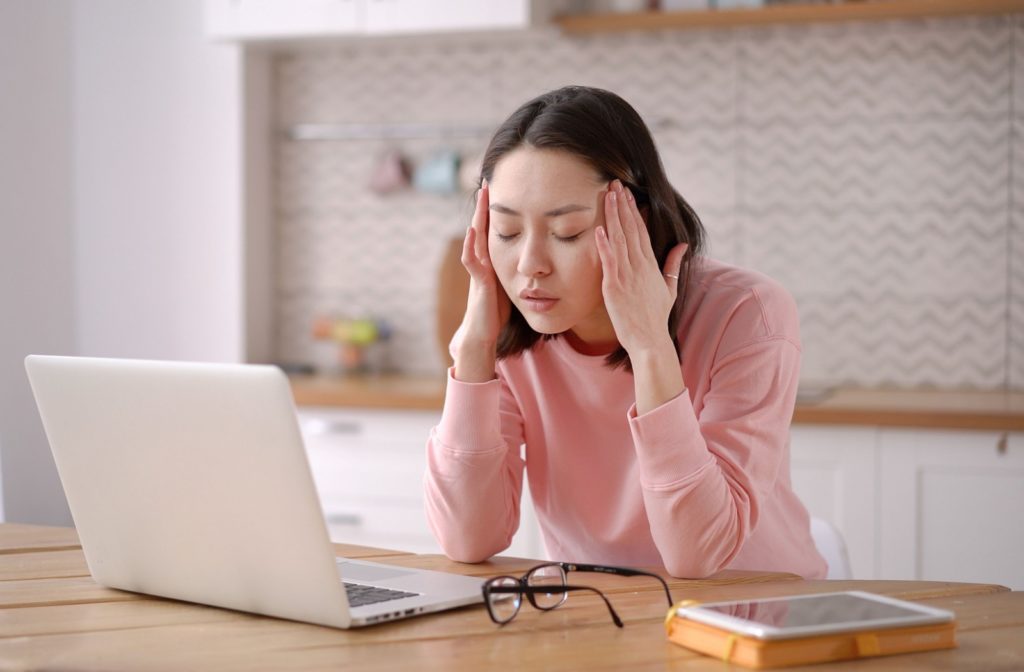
[1,525,1020,671]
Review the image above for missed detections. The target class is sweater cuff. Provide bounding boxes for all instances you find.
[435,367,505,451]
[628,391,711,487]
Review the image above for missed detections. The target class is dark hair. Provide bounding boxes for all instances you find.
[479,85,706,371]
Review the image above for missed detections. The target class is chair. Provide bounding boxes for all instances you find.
[810,517,853,580]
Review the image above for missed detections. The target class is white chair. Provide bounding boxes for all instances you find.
[810,517,853,580]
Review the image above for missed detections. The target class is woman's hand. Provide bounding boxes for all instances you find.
[454,181,511,382]
[596,180,688,414]
[595,180,687,358]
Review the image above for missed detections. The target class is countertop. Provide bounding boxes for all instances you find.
[289,374,1024,431]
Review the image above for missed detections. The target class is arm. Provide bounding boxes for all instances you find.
[631,332,801,578]
[596,180,800,577]
[423,368,526,562]
[423,179,525,562]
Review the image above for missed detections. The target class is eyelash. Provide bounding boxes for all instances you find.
[495,232,583,244]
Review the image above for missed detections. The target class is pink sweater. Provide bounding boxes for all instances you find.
[424,257,827,579]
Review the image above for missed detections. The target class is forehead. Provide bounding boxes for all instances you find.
[490,147,604,201]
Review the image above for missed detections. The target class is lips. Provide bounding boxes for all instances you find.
[519,288,559,313]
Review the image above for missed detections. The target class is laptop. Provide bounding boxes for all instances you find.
[24,354,484,628]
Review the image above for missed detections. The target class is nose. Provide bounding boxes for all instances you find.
[516,232,552,278]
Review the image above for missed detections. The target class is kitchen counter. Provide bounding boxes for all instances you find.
[289,375,1024,431]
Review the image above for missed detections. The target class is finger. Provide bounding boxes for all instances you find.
[625,186,655,262]
[604,187,630,274]
[595,225,618,283]
[472,180,490,263]
[617,181,645,259]
[662,243,689,298]
[461,226,481,274]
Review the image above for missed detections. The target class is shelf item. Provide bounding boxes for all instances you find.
[557,0,1024,33]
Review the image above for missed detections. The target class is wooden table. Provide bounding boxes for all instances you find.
[2,524,1022,671]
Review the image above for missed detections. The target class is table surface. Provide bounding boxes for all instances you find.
[2,523,1023,671]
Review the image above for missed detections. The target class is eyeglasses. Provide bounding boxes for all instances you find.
[482,562,674,628]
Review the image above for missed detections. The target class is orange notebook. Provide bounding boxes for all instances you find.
[665,594,957,669]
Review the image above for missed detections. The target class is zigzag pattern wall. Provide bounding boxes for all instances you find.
[274,14,1022,390]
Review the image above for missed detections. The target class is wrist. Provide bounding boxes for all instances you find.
[626,333,679,368]
[453,340,498,383]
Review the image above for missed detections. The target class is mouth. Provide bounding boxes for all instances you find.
[519,288,559,313]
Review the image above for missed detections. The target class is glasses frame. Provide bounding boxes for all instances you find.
[481,562,674,628]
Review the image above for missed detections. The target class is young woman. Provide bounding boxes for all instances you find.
[424,86,827,579]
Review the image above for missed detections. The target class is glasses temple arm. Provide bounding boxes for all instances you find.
[555,585,624,628]
[561,564,674,606]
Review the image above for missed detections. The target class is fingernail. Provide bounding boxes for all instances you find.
[481,178,488,189]
[609,191,617,203]
[625,189,634,202]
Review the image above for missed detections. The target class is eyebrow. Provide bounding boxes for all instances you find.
[489,203,593,218]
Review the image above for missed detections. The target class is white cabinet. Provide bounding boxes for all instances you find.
[789,424,1024,589]
[206,0,360,40]
[205,0,561,41]
[364,0,534,34]
[878,429,1024,590]
[789,426,879,579]
[298,407,542,558]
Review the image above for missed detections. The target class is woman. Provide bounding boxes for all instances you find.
[424,86,826,579]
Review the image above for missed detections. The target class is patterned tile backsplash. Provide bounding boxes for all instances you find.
[273,14,1023,390]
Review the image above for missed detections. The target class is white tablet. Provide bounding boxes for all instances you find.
[675,591,955,640]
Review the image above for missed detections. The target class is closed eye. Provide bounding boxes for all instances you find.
[556,232,583,243]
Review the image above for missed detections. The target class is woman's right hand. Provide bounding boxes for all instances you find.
[454,180,511,382]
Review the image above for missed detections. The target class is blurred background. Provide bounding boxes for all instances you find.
[1,0,1021,586]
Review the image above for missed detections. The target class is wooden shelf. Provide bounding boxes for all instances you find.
[556,0,1024,33]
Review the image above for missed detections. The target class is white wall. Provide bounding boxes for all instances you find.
[74,0,245,362]
[0,0,76,525]
[0,0,247,523]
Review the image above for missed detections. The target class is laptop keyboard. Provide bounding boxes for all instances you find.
[343,582,419,608]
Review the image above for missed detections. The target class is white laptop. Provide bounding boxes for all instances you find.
[24,355,484,628]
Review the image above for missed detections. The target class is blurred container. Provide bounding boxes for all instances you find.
[311,315,392,375]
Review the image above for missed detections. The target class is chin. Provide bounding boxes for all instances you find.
[520,311,570,335]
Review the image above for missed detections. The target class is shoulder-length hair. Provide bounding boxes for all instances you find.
[479,85,706,371]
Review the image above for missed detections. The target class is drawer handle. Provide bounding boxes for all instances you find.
[303,419,363,437]
[326,513,363,526]
[997,433,1008,456]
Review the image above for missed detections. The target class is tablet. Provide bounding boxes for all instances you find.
[674,591,955,640]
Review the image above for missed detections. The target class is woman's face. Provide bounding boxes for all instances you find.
[487,146,616,344]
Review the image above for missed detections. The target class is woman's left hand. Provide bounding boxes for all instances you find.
[595,180,688,357]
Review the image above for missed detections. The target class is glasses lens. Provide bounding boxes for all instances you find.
[486,577,521,623]
[526,564,567,610]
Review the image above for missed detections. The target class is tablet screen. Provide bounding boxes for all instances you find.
[682,592,953,639]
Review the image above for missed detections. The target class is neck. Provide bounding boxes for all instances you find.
[564,329,618,356]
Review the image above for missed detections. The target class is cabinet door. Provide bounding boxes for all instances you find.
[364,0,532,34]
[205,0,361,40]
[298,407,543,558]
[788,426,878,579]
[879,429,1024,590]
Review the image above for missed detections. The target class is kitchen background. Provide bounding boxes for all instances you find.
[272,14,1024,390]
[1,1,1022,587]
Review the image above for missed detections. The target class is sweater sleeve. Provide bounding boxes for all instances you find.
[629,301,802,578]
[423,368,526,563]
